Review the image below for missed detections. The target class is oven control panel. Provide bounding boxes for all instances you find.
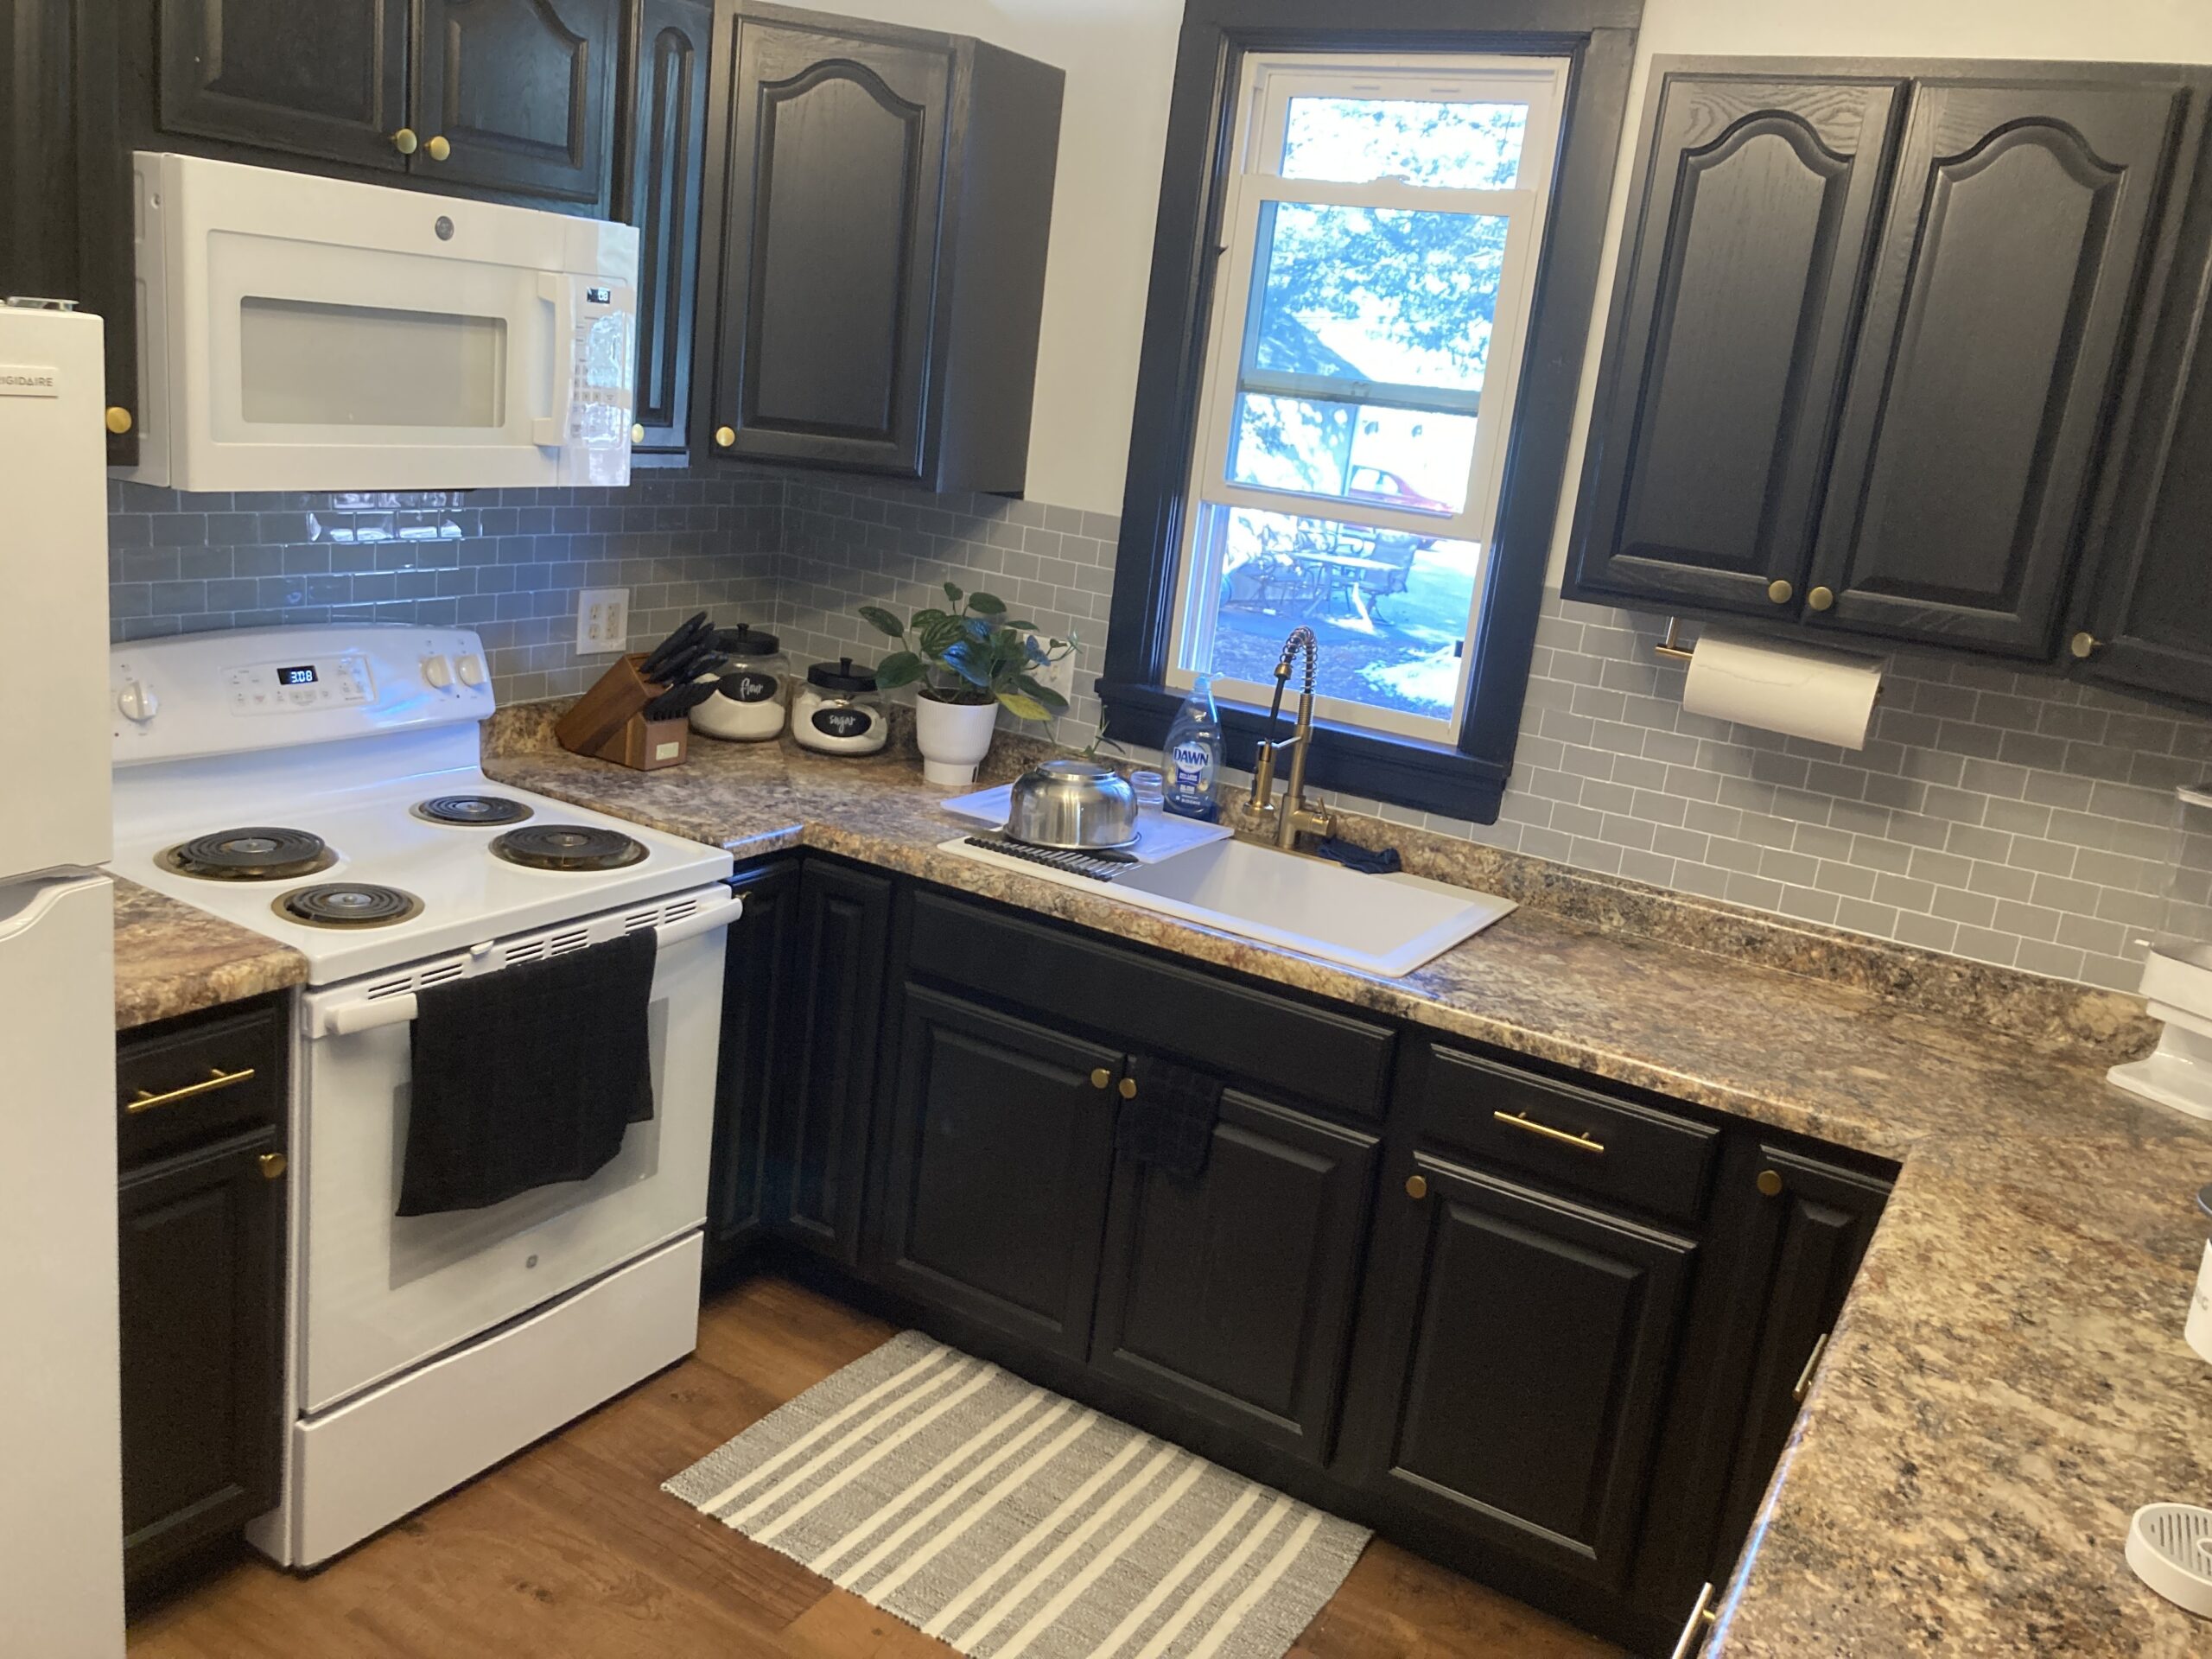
[111,625,496,763]
[224,652,374,714]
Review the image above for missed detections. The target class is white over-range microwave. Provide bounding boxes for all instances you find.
[121,152,639,493]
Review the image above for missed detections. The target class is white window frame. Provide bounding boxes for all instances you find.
[1164,52,1570,745]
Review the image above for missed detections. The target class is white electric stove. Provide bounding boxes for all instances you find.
[109,625,738,1567]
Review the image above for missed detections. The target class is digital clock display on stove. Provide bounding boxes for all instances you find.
[277,664,318,686]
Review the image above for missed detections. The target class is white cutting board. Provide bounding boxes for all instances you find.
[940,783,1232,865]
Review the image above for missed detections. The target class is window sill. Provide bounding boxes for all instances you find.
[1096,679,1506,823]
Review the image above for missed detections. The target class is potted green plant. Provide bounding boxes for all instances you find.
[860,585,1076,785]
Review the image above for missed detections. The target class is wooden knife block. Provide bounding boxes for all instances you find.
[555,654,690,772]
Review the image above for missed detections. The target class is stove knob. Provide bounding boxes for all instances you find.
[421,654,455,690]
[116,680,160,723]
[455,652,486,688]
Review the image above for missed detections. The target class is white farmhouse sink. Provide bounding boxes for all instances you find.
[943,833,1515,977]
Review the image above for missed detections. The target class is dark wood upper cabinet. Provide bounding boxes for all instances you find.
[1090,1090,1378,1468]
[700,3,1063,493]
[413,0,620,203]
[1806,75,2188,654]
[616,0,710,453]
[1350,1157,1695,1592]
[2074,115,2212,709]
[879,987,1120,1360]
[1568,69,1901,616]
[157,0,411,169]
[769,860,893,1265]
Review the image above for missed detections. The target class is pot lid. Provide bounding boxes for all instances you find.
[807,656,877,693]
[717,624,782,657]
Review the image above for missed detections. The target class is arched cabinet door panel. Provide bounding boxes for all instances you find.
[414,0,621,205]
[1568,71,1902,616]
[1806,78,2185,654]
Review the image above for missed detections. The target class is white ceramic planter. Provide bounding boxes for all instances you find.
[915,695,998,786]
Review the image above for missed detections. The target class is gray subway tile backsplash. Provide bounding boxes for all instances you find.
[106,468,2212,995]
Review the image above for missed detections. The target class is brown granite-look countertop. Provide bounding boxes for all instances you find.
[484,720,2212,1656]
[112,876,308,1030]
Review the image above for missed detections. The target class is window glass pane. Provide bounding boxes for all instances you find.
[1192,505,1481,721]
[1281,97,1529,189]
[1228,393,1475,513]
[239,298,506,428]
[1249,202,1507,397]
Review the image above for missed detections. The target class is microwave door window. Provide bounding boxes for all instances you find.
[238,298,508,429]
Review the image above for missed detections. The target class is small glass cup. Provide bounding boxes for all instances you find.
[1128,768,1165,810]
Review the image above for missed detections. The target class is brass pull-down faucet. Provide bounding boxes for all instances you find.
[1243,626,1335,852]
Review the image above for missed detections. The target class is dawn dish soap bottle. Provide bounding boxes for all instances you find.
[1162,675,1224,821]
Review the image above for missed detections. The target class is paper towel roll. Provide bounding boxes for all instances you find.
[1680,629,1884,750]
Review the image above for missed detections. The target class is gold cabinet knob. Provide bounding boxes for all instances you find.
[1807,586,1834,612]
[631,423,646,444]
[1117,1077,1137,1100]
[714,424,737,448]
[1758,1168,1784,1198]
[2070,632,2100,659]
[105,405,133,435]
[391,126,420,156]
[425,135,452,162]
[259,1151,288,1181]
[1767,579,1795,605]
[1090,1068,1110,1090]
[1405,1173,1428,1200]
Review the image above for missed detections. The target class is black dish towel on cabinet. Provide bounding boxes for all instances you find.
[1112,1055,1223,1180]
[397,929,658,1217]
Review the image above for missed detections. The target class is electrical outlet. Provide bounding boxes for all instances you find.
[575,588,629,655]
[1028,633,1077,702]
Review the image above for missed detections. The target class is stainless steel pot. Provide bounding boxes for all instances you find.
[1005,759,1140,850]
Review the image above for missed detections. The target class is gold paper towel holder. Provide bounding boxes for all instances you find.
[1649,617,1882,703]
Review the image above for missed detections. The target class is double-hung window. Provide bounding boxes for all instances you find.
[1165,54,1570,745]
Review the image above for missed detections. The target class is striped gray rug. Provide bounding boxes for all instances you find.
[664,1331,1370,1659]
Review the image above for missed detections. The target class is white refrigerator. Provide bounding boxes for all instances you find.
[0,302,124,1656]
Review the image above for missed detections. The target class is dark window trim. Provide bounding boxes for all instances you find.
[1099,0,1641,823]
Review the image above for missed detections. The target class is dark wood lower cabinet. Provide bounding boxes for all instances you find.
[1350,1155,1696,1592]
[705,861,799,1264]
[118,1126,283,1586]
[879,987,1119,1359]
[1090,1091,1377,1467]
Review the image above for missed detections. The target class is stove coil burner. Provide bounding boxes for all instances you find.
[276,883,423,929]
[490,824,648,872]
[414,794,535,827]
[161,827,335,881]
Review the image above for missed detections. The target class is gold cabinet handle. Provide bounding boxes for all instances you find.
[1669,1582,1718,1659]
[128,1065,255,1114]
[1492,1109,1605,1156]
[1792,1330,1830,1404]
[631,423,646,444]
[1767,579,1794,605]
[1405,1173,1428,1200]
[391,126,420,155]
[2070,631,2100,659]
[1117,1076,1137,1100]
[1090,1068,1111,1090]
[1807,586,1834,612]
[715,424,737,448]
[105,405,133,435]
[1758,1167,1785,1198]
[258,1151,288,1181]
[425,135,452,162]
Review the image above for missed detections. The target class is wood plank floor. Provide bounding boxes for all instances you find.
[128,1274,1620,1659]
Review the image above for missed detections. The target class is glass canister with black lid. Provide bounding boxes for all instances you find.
[690,625,790,741]
[792,657,888,755]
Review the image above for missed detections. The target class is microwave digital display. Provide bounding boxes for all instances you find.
[277,664,318,686]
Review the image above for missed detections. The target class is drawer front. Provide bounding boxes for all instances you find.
[118,1000,287,1165]
[1421,1046,1717,1225]
[909,891,1396,1120]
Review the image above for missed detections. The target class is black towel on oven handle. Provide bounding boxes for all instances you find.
[397,928,658,1217]
[1111,1054,1223,1180]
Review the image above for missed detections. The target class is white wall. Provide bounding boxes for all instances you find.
[831,0,2212,518]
